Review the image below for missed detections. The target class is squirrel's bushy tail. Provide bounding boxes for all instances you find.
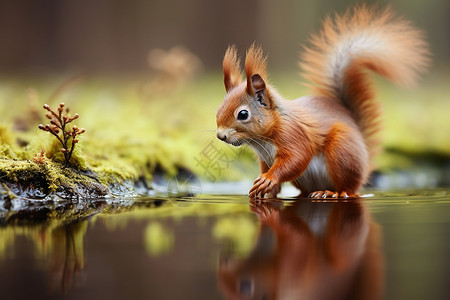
[300,5,429,158]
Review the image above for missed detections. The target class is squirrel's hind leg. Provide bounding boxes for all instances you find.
[322,122,369,197]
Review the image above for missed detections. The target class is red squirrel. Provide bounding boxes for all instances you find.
[216,6,429,198]
[218,199,383,300]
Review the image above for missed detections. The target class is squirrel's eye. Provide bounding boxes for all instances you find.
[237,109,249,121]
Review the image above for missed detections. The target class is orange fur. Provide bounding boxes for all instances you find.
[218,200,384,299]
[300,5,430,159]
[324,122,367,193]
[216,5,429,198]
[223,45,242,91]
[245,43,268,95]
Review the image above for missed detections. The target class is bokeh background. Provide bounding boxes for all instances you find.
[0,0,449,74]
[0,0,449,188]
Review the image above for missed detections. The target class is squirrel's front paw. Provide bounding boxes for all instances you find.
[249,174,280,198]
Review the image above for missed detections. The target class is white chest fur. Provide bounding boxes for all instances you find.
[246,139,333,193]
[246,139,277,168]
[295,153,334,192]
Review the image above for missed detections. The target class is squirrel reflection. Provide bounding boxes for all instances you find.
[218,199,384,300]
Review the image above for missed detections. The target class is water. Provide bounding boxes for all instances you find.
[0,190,449,300]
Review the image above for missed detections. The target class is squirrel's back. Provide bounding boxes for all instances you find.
[300,5,429,159]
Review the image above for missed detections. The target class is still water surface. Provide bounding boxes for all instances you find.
[1,190,449,300]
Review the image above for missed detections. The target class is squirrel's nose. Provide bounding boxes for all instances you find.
[217,131,227,141]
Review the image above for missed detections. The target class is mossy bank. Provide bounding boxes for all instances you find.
[1,72,449,200]
[0,75,255,200]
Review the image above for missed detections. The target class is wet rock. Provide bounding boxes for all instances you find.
[54,181,109,200]
[0,161,199,215]
[6,182,48,199]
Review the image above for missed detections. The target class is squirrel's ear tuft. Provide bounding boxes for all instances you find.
[223,45,242,92]
[245,43,268,96]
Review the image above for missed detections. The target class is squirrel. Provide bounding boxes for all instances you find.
[218,199,383,300]
[215,5,429,198]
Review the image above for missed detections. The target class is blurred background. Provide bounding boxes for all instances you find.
[0,0,449,188]
[0,0,449,74]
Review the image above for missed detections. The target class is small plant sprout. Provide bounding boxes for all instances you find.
[38,103,85,168]
[32,148,47,165]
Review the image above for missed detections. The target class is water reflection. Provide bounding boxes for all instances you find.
[3,192,447,299]
[0,199,106,297]
[0,219,88,295]
[144,222,174,256]
[218,198,384,300]
[47,221,87,294]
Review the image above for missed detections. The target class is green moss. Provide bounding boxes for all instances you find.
[0,159,85,191]
[0,76,223,197]
[0,144,18,160]
[0,125,14,145]
[0,72,449,198]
